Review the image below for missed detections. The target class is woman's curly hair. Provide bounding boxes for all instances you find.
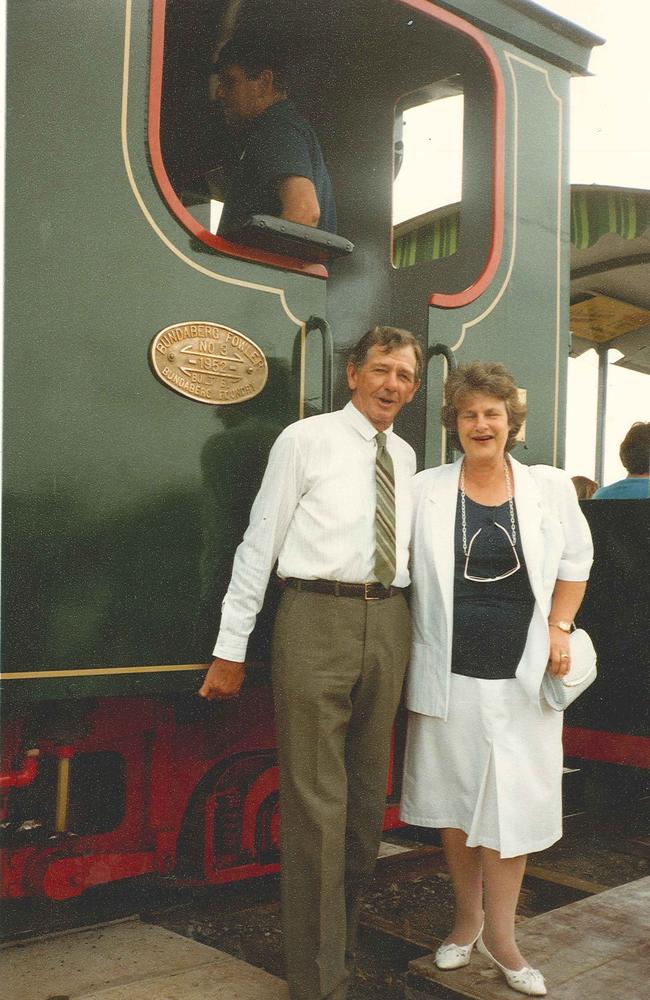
[442,361,527,453]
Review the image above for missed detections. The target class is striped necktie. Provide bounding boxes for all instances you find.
[374,432,397,588]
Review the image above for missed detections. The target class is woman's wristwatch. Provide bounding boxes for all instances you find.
[548,620,573,633]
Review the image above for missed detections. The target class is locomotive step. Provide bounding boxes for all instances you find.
[1,917,288,1000]
[406,875,650,1000]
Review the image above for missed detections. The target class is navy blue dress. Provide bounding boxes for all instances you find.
[451,495,535,679]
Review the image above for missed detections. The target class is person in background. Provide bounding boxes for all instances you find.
[200,327,421,1000]
[592,422,650,499]
[401,362,593,997]
[571,475,598,500]
[209,32,336,235]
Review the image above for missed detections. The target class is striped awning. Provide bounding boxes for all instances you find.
[393,210,459,268]
[571,187,650,250]
[392,187,650,267]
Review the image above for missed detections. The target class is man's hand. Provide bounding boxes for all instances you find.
[198,658,246,700]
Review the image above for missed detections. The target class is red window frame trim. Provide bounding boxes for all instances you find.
[395,0,506,308]
[147,0,328,279]
[148,0,503,292]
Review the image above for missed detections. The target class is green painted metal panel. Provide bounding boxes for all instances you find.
[2,1,327,699]
[430,0,602,74]
[424,41,571,470]
[2,0,599,704]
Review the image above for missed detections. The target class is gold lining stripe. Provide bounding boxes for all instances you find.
[1,664,208,681]
[298,322,306,419]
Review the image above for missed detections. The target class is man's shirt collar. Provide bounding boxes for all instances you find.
[343,400,393,441]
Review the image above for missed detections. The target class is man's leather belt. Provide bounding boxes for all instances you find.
[286,578,403,600]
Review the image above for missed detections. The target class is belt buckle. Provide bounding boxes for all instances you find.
[364,582,380,601]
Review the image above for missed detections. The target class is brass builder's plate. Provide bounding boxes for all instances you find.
[149,322,268,405]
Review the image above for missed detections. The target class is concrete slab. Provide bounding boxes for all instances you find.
[408,875,650,1000]
[1,918,288,1000]
[78,960,288,1000]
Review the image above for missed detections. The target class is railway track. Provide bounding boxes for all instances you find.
[3,798,648,1000]
[357,846,611,953]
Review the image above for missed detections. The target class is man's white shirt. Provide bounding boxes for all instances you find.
[213,401,416,661]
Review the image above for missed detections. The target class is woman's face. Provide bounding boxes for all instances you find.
[456,393,512,463]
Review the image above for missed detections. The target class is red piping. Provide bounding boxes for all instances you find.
[0,749,40,792]
[147,1,327,278]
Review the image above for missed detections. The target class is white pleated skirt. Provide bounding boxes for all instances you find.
[400,673,563,858]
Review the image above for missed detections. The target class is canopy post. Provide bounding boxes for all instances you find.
[595,345,609,486]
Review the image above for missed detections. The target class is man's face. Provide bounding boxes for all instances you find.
[215,64,263,124]
[347,344,420,432]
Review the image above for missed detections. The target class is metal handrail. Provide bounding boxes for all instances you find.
[293,316,334,415]
[428,343,457,463]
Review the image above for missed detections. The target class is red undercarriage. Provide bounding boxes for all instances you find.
[1,691,646,901]
[1,690,402,901]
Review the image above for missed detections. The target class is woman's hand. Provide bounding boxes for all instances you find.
[546,624,571,677]
[547,580,587,677]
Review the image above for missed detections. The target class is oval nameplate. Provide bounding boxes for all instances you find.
[149,322,268,405]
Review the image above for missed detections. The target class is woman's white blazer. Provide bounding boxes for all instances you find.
[405,456,594,719]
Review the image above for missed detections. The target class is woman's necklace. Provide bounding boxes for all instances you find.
[460,459,517,556]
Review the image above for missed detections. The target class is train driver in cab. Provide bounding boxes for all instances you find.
[209,32,337,236]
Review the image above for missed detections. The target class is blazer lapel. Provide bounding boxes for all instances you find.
[511,458,545,609]
[426,458,462,630]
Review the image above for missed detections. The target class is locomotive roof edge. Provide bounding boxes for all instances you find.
[426,0,603,74]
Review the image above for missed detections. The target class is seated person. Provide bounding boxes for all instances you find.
[209,33,336,236]
[593,422,650,499]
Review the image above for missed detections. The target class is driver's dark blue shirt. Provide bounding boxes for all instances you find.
[217,99,337,234]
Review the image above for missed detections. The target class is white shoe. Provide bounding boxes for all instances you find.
[434,922,484,970]
[477,935,547,996]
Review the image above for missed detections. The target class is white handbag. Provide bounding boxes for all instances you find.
[542,628,597,711]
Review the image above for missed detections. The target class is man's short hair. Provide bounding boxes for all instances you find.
[213,33,290,92]
[348,326,423,382]
[619,421,650,475]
